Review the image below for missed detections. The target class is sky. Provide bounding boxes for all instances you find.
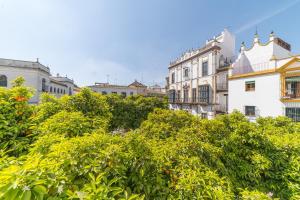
[0,0,299,86]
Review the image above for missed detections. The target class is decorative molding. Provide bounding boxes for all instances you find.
[228,69,277,80]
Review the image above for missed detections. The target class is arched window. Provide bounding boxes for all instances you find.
[69,87,72,95]
[0,75,7,87]
[42,78,47,92]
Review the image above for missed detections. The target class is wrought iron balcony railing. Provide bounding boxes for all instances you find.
[216,82,228,91]
[168,98,210,104]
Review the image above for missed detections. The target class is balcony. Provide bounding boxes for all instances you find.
[213,104,227,114]
[168,98,210,105]
[216,64,231,73]
[216,82,228,92]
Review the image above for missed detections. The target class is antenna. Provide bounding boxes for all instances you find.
[141,73,144,83]
[106,74,110,84]
[255,26,258,35]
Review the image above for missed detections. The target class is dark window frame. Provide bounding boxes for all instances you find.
[0,75,7,87]
[245,106,256,116]
[183,68,189,77]
[171,72,175,84]
[286,107,300,122]
[198,85,209,103]
[245,81,255,91]
[42,78,47,92]
[192,88,197,102]
[183,89,189,102]
[202,61,208,77]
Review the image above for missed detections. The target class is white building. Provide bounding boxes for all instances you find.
[89,80,166,98]
[0,58,76,103]
[88,82,139,97]
[168,29,235,118]
[229,32,300,121]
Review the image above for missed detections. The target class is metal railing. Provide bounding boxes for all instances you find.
[168,97,210,104]
[213,104,227,113]
[216,82,228,91]
[283,90,300,99]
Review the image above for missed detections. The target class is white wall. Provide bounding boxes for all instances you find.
[89,86,138,96]
[0,66,50,103]
[229,73,283,118]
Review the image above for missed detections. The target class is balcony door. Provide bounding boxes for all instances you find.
[183,89,189,103]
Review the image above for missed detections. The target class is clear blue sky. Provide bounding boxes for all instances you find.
[0,0,299,86]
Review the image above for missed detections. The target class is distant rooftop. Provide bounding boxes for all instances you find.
[0,58,50,74]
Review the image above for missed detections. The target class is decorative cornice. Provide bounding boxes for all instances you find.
[169,45,221,69]
[228,69,277,80]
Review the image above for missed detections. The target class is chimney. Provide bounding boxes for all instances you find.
[269,31,275,42]
[240,41,246,52]
[253,33,259,44]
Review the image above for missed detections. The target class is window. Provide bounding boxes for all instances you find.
[192,88,197,102]
[0,75,7,87]
[201,113,207,119]
[121,92,127,97]
[50,86,52,93]
[202,61,208,76]
[54,88,56,93]
[286,108,300,122]
[183,68,189,77]
[169,90,176,103]
[57,88,60,94]
[102,91,107,95]
[285,77,300,98]
[42,78,47,92]
[130,92,134,96]
[69,87,72,95]
[245,106,256,116]
[183,89,189,102]
[177,90,181,101]
[245,81,255,91]
[199,85,209,103]
[171,72,175,84]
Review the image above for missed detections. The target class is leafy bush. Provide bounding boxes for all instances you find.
[0,77,34,156]
[0,81,299,199]
[107,94,168,131]
[38,111,94,137]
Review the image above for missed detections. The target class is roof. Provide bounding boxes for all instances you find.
[89,83,134,89]
[128,80,146,88]
[50,78,68,87]
[0,58,50,74]
[169,44,221,68]
[50,76,74,84]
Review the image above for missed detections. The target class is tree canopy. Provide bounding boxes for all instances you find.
[0,78,299,200]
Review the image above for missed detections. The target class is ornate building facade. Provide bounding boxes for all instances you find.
[229,32,300,121]
[167,29,235,118]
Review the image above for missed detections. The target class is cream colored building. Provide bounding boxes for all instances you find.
[168,29,235,118]
[229,32,300,121]
[89,80,166,98]
[0,58,76,103]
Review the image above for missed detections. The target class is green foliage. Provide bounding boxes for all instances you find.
[38,111,94,137]
[0,77,34,156]
[106,94,168,131]
[0,80,299,199]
